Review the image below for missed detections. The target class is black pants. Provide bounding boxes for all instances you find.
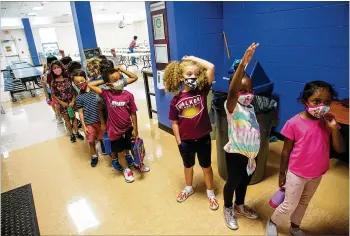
[223,152,253,208]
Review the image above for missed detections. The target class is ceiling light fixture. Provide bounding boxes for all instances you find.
[32,6,43,11]
[27,12,37,16]
[42,1,50,4]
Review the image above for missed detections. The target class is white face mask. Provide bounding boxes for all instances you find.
[184,78,198,90]
[306,104,330,118]
[238,92,254,106]
[111,80,124,91]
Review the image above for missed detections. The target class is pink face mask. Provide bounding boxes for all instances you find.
[306,103,330,118]
[53,68,62,76]
[238,92,254,106]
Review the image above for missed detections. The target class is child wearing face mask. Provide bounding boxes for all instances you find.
[42,56,62,123]
[73,69,105,167]
[223,43,260,230]
[266,81,345,236]
[50,60,84,143]
[163,56,219,211]
[88,66,150,183]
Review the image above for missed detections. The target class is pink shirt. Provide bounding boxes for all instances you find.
[129,40,136,49]
[281,114,330,179]
[169,85,212,141]
[100,89,137,141]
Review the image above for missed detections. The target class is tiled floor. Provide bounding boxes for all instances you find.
[0,75,349,235]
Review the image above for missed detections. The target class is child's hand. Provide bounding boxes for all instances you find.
[278,173,286,188]
[324,113,339,131]
[241,42,259,66]
[83,126,90,136]
[182,55,195,61]
[62,102,69,108]
[132,128,139,140]
[69,101,74,108]
[101,123,106,134]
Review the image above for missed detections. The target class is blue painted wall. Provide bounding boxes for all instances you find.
[222,1,349,131]
[145,2,224,129]
[21,18,40,66]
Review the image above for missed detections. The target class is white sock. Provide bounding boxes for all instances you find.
[207,189,215,197]
[92,154,98,158]
[185,186,193,193]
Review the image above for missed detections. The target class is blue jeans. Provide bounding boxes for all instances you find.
[129,47,136,65]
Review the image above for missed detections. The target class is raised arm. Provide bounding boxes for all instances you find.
[226,42,259,113]
[88,80,105,95]
[115,66,138,85]
[324,116,346,154]
[182,56,215,84]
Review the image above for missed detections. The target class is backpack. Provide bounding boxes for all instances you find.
[131,138,145,169]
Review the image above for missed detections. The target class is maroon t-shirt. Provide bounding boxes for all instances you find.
[100,89,138,141]
[169,84,212,141]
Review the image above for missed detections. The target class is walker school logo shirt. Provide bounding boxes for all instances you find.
[169,85,212,141]
[100,89,137,141]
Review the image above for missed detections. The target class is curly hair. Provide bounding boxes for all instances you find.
[163,60,207,94]
[298,80,338,104]
[86,58,102,78]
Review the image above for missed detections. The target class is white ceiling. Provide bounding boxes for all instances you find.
[0,1,146,29]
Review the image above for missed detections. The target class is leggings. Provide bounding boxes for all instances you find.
[271,170,322,226]
[223,152,253,208]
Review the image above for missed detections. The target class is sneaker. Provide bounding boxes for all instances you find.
[111,159,123,171]
[91,157,98,167]
[70,133,76,143]
[290,227,306,236]
[223,207,238,230]
[135,164,150,172]
[176,188,194,203]
[76,132,84,141]
[266,220,278,236]
[208,195,219,210]
[126,154,135,167]
[234,204,258,219]
[123,168,135,183]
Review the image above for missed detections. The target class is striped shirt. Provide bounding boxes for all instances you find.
[76,91,100,125]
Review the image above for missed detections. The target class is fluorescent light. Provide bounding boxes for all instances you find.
[32,7,43,11]
[42,1,50,3]
[27,12,37,16]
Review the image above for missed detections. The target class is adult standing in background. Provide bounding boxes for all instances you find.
[129,36,137,65]
[110,48,120,66]
[59,50,65,58]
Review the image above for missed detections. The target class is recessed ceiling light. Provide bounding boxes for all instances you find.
[32,7,43,11]
[27,12,37,16]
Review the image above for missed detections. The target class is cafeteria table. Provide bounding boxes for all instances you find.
[10,63,32,70]
[12,67,42,97]
[119,53,152,71]
[11,60,28,65]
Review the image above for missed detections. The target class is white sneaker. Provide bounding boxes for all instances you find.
[223,207,238,230]
[176,188,194,203]
[208,195,219,210]
[123,168,135,183]
[135,164,150,172]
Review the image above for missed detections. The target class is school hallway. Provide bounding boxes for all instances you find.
[0,75,348,235]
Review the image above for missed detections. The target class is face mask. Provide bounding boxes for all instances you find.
[111,80,124,91]
[306,103,330,118]
[184,78,198,90]
[76,82,87,91]
[238,92,254,106]
[53,68,62,76]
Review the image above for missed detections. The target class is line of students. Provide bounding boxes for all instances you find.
[163,43,345,235]
[41,42,345,235]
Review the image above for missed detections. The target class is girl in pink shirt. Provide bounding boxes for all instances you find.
[266,81,345,236]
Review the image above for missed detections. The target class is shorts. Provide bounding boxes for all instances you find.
[178,134,212,168]
[86,122,103,143]
[111,127,133,153]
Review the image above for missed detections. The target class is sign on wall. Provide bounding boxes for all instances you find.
[150,1,170,70]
